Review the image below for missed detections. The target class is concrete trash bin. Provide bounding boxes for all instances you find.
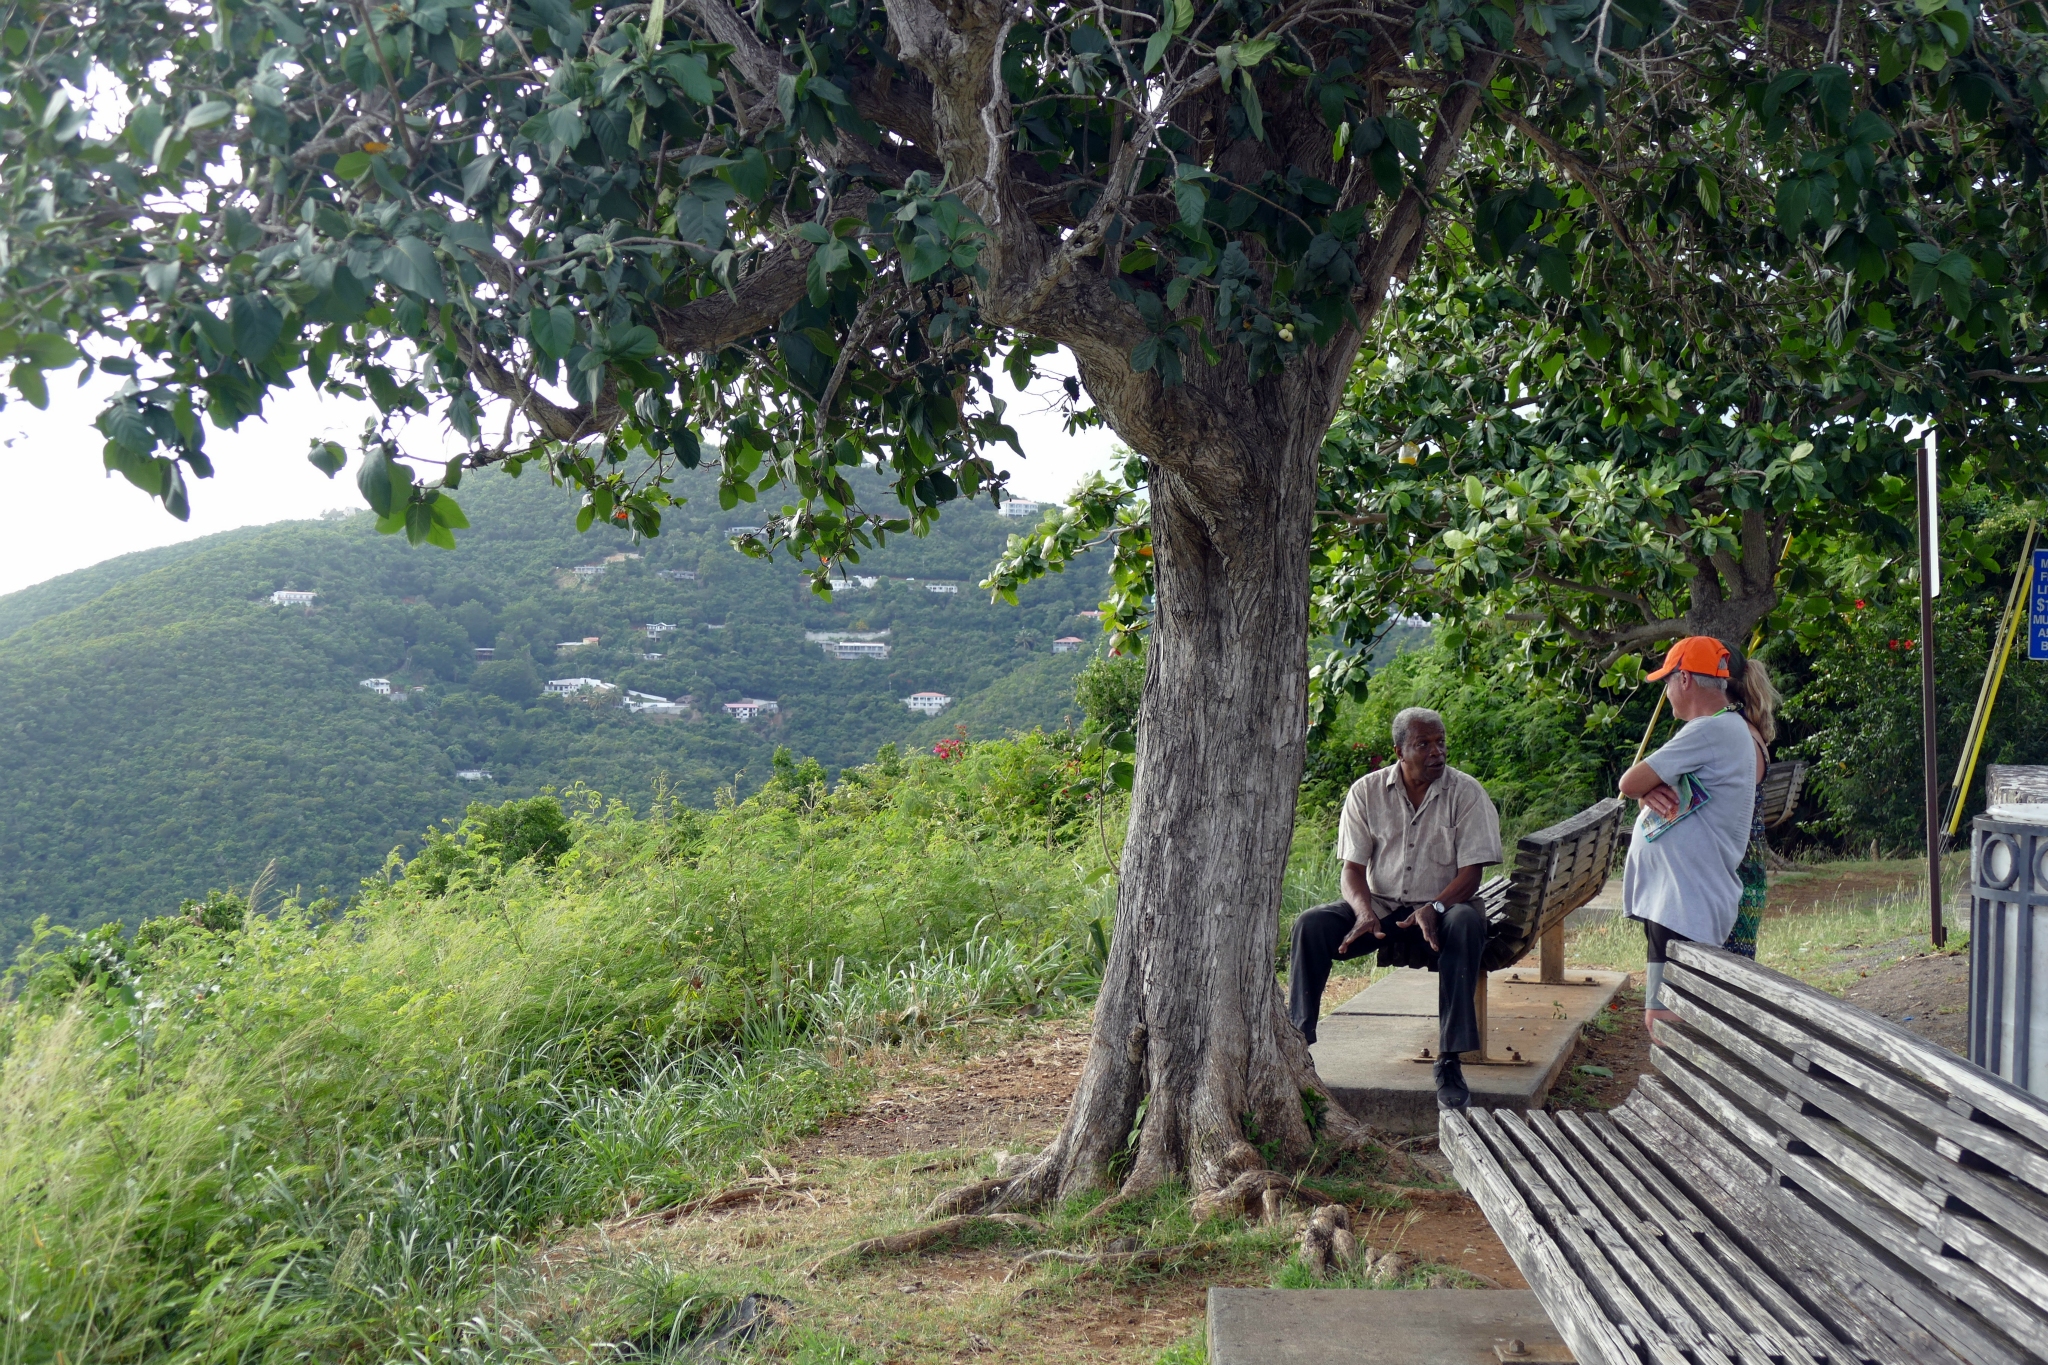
[1970,802,2048,1096]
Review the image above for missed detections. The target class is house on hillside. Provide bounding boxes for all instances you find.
[726,525,764,538]
[643,622,677,637]
[270,589,317,606]
[998,499,1041,518]
[830,574,880,590]
[1076,609,1103,620]
[604,552,641,564]
[658,568,697,581]
[722,698,778,721]
[623,689,689,715]
[557,636,602,653]
[822,640,890,660]
[641,652,664,661]
[456,769,493,781]
[925,583,959,595]
[903,691,952,715]
[359,678,392,695]
[473,647,495,661]
[1052,637,1085,654]
[572,563,606,578]
[546,677,615,696]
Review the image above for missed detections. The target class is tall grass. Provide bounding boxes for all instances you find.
[0,735,1119,1364]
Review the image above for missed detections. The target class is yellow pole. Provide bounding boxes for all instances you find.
[1632,689,1666,766]
[1946,521,2037,836]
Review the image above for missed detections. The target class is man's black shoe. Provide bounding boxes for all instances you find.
[1434,1052,1470,1110]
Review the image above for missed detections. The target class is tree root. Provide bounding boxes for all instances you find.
[1003,1241,1210,1282]
[609,1176,820,1232]
[803,1214,1045,1278]
[1190,1168,1343,1223]
[921,1177,1013,1220]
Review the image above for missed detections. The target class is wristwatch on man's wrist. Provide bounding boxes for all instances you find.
[1428,899,1447,916]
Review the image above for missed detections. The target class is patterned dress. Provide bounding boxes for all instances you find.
[1723,753,1769,958]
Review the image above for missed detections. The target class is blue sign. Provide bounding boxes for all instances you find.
[2033,548,2048,661]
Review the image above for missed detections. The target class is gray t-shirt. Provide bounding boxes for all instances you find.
[1622,709,1758,944]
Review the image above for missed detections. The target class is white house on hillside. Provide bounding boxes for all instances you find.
[644,622,677,636]
[726,525,764,538]
[271,589,317,606]
[359,677,391,695]
[456,769,492,781]
[1052,636,1084,654]
[997,499,1041,518]
[572,563,606,578]
[925,582,959,595]
[904,691,952,715]
[658,568,697,581]
[822,640,890,660]
[546,677,616,696]
[723,698,779,721]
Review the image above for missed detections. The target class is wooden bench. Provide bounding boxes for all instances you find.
[1370,797,1624,981]
[1443,939,2048,1365]
[1757,759,1811,832]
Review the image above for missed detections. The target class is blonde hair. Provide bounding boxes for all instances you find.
[1732,657,1781,747]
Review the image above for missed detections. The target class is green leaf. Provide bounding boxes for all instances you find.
[229,295,284,362]
[1696,167,1721,218]
[307,439,347,477]
[179,100,232,134]
[904,237,950,282]
[1144,27,1171,72]
[380,237,445,302]
[356,444,412,517]
[1463,474,1485,509]
[1173,178,1206,228]
[10,363,48,409]
[428,492,469,527]
[1238,78,1265,141]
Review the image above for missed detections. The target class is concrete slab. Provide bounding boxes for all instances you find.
[1207,1288,1572,1365]
[1311,968,1627,1134]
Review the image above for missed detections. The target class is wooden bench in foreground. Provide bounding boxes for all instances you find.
[1443,939,2048,1365]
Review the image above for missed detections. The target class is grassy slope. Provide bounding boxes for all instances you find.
[0,471,1108,943]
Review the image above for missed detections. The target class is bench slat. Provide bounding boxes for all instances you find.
[1661,959,2048,1203]
[1440,1110,1645,1365]
[1650,1050,2034,1365]
[1466,1109,1698,1365]
[1571,1113,1860,1365]
[1615,1079,1966,1365]
[1520,1110,1779,1365]
[1666,942,2048,1156]
[1660,968,2048,1315]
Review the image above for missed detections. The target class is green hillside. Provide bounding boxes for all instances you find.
[0,470,1106,944]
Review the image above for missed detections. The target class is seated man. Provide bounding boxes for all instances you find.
[1288,706,1503,1109]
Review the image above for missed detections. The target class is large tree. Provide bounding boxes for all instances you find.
[7,0,2041,1208]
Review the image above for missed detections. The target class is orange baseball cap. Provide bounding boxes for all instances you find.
[1646,636,1731,681]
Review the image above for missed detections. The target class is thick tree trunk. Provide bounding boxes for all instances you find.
[978,373,1378,1211]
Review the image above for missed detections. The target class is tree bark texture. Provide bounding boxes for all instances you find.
[986,358,1385,1207]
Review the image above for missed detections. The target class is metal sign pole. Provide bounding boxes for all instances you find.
[1919,434,1944,948]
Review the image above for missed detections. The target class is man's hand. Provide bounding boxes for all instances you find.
[1641,783,1680,819]
[1338,902,1385,953]
[1397,901,1443,952]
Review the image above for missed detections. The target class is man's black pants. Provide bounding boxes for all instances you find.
[1288,900,1486,1052]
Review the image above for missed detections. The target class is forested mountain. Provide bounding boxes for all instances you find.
[0,470,1105,944]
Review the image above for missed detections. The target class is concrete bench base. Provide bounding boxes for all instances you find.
[1309,968,1627,1134]
[1207,1288,1572,1364]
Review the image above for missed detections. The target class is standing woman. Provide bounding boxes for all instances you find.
[1724,658,1782,959]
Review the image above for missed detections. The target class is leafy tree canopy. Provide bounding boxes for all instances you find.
[2,0,1690,572]
[986,0,2048,697]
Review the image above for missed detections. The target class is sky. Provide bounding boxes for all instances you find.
[0,351,1125,597]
